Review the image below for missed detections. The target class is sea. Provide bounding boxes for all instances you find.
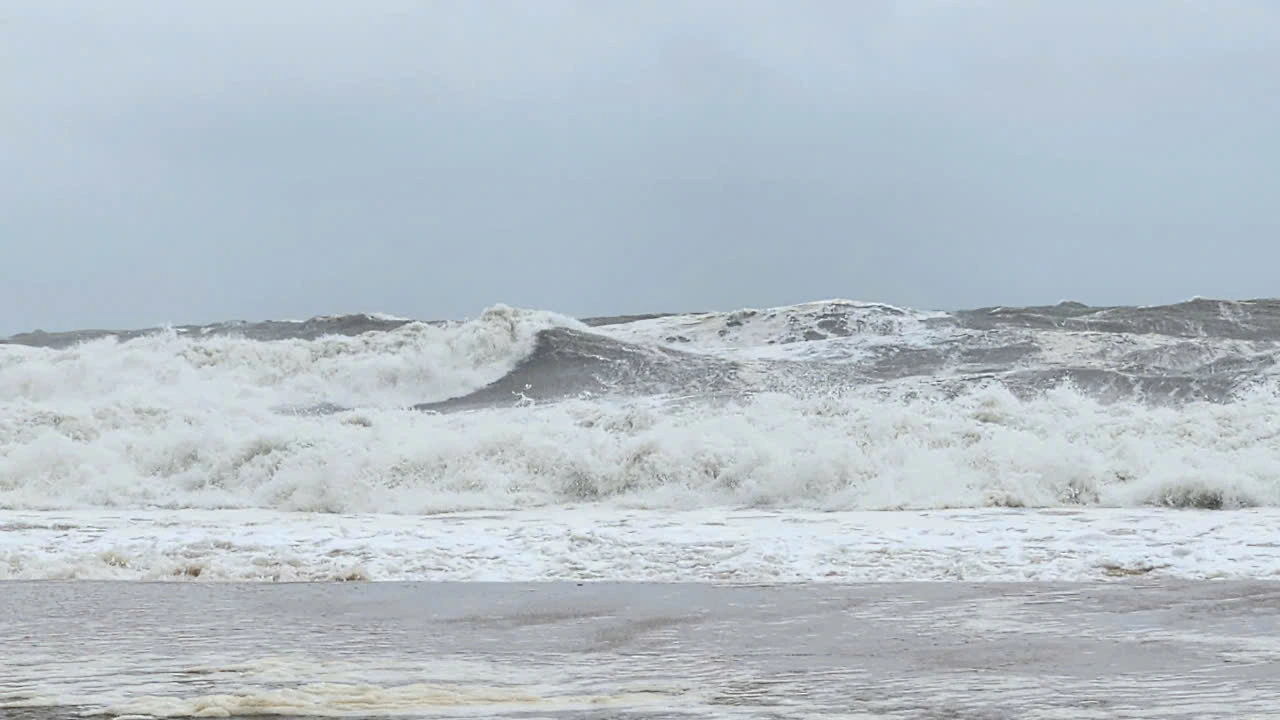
[3,297,1280,718]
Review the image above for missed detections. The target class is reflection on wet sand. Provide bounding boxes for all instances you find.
[2,581,1279,718]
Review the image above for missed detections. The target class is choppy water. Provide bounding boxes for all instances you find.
[3,297,1280,517]
[11,297,1280,405]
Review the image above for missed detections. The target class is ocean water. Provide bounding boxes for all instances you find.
[4,581,1280,719]
[2,297,1280,582]
[5,298,1280,719]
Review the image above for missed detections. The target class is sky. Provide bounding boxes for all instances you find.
[4,0,1280,333]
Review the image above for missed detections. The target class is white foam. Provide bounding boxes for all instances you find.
[3,377,1279,513]
[0,304,579,411]
[596,299,954,360]
[2,506,1277,582]
[6,299,1278,519]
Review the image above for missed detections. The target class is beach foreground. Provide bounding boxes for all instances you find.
[3,580,1278,719]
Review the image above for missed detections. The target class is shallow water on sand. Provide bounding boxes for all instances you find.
[3,581,1279,719]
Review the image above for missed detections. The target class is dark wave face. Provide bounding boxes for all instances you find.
[412,328,742,412]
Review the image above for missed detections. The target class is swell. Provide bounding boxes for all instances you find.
[955,298,1280,340]
[1,313,418,350]
[8,298,1280,349]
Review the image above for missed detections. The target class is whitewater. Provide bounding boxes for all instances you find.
[3,297,1280,582]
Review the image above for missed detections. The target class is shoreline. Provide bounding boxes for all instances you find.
[4,580,1279,718]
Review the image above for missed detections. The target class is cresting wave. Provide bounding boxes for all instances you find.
[3,298,1280,513]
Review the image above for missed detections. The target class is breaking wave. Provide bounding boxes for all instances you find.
[3,298,1280,513]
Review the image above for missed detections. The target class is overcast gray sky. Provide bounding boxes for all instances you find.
[4,0,1280,333]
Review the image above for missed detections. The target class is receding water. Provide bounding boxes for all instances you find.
[2,580,1279,719]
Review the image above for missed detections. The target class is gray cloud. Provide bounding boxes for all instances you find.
[4,0,1280,334]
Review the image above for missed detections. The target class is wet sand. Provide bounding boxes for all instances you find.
[3,580,1279,718]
